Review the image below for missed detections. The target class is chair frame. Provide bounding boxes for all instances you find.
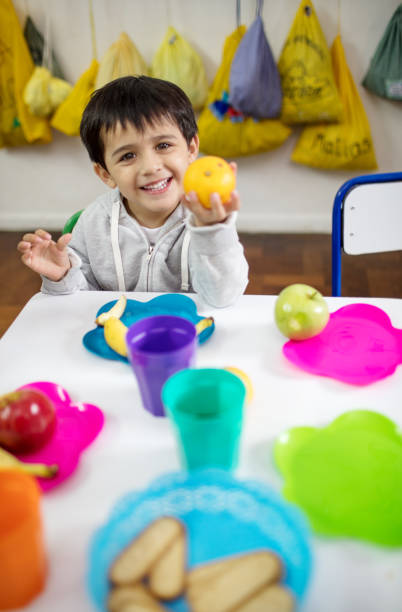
[332,171,402,296]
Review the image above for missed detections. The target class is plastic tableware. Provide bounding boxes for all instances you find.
[162,368,246,470]
[17,381,104,492]
[0,469,47,609]
[283,303,402,385]
[126,316,197,417]
[87,468,313,612]
[83,294,215,363]
[274,410,402,546]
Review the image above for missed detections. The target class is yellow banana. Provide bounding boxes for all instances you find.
[104,316,129,357]
[0,447,58,479]
[224,367,254,404]
[96,294,127,326]
[195,316,214,336]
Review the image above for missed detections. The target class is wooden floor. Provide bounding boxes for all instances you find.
[1,231,402,338]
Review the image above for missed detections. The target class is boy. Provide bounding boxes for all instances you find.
[17,76,248,307]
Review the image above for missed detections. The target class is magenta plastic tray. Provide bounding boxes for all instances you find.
[16,381,104,492]
[283,304,402,385]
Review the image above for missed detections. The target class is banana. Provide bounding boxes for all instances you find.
[96,294,127,326]
[195,316,214,336]
[0,447,58,479]
[104,316,129,357]
[224,367,254,404]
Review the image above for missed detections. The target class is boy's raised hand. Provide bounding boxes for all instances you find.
[183,161,240,226]
[17,229,72,281]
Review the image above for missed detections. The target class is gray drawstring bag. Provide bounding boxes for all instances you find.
[229,7,282,118]
[362,4,402,101]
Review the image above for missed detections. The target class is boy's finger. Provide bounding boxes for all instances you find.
[55,233,72,251]
[35,229,52,240]
[209,191,222,207]
[186,190,200,205]
[21,232,44,243]
[229,189,240,210]
[209,193,227,220]
[17,240,32,253]
[21,252,33,265]
[229,161,237,175]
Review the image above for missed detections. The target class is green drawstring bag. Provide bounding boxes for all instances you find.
[362,4,402,101]
[24,15,65,80]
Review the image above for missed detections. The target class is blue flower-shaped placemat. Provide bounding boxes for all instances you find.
[83,294,215,362]
[87,469,312,611]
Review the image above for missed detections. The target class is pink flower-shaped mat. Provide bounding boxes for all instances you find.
[16,381,104,492]
[283,304,402,385]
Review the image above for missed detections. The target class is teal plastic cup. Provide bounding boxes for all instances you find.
[162,368,246,470]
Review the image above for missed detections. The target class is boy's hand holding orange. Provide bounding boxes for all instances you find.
[183,156,239,226]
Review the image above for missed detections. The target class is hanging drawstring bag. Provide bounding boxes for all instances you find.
[51,0,99,135]
[0,0,51,146]
[24,14,65,79]
[198,21,290,157]
[291,34,377,170]
[23,4,72,118]
[95,32,148,90]
[278,0,343,124]
[151,26,209,111]
[229,0,282,118]
[362,4,402,101]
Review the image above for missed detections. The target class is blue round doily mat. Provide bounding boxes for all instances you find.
[82,294,215,362]
[87,469,313,611]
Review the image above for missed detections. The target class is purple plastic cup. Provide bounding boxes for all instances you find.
[125,315,197,417]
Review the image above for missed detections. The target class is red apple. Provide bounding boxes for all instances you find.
[0,388,56,453]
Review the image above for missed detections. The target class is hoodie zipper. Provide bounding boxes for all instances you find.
[146,244,154,291]
[145,219,183,291]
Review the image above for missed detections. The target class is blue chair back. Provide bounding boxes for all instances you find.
[332,172,402,296]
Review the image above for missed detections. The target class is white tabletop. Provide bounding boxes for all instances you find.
[1,292,402,612]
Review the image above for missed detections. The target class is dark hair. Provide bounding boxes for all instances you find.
[80,76,198,169]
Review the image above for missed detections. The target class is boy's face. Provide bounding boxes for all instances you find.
[94,118,199,227]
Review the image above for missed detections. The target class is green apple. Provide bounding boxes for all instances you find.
[274,284,329,340]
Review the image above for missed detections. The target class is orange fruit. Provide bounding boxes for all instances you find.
[183,156,236,209]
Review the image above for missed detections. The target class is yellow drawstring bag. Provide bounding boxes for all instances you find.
[291,34,377,170]
[151,26,209,111]
[278,0,343,125]
[51,0,99,135]
[51,59,99,135]
[22,6,72,119]
[95,32,148,89]
[198,26,291,157]
[23,66,72,118]
[0,0,51,146]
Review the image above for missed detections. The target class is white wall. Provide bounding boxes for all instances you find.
[1,0,401,233]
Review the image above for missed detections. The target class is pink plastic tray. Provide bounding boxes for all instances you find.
[16,381,104,492]
[283,304,402,385]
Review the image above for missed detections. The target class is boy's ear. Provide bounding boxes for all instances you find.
[188,134,199,163]
[93,163,116,189]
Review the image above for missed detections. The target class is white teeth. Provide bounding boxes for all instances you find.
[143,178,169,191]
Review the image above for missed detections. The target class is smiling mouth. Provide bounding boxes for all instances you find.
[141,177,172,193]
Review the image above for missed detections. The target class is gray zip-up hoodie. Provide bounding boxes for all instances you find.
[41,189,249,307]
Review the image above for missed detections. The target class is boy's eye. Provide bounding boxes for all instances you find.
[157,142,171,150]
[120,152,135,161]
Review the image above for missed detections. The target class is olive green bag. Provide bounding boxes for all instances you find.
[362,4,402,101]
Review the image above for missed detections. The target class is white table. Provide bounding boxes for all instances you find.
[1,292,402,612]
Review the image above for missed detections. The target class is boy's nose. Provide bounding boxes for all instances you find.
[141,151,162,175]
